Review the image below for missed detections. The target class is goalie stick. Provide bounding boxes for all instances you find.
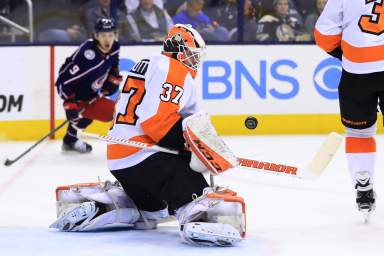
[79,131,342,180]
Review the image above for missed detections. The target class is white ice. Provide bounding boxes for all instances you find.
[1,135,383,256]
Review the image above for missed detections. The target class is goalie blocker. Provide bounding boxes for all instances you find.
[183,112,238,175]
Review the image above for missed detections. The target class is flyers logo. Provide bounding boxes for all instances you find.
[359,0,384,35]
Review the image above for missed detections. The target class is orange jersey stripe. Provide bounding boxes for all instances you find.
[345,137,376,153]
[314,28,342,53]
[107,135,155,160]
[341,40,384,63]
[141,57,190,142]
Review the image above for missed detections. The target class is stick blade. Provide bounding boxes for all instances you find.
[304,132,343,178]
[4,158,13,167]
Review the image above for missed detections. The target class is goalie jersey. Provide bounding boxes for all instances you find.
[314,0,384,74]
[107,54,200,171]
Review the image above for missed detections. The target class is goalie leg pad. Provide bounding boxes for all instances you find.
[79,208,141,231]
[182,222,242,246]
[51,181,144,231]
[182,112,238,175]
[49,201,99,231]
[176,187,246,246]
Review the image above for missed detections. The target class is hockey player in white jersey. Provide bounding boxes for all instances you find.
[50,24,245,246]
[314,0,383,221]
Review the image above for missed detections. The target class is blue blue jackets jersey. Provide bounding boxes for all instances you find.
[56,39,120,101]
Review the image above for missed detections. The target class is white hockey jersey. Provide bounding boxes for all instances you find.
[315,0,384,74]
[107,54,199,171]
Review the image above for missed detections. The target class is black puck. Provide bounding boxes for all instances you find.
[245,116,258,129]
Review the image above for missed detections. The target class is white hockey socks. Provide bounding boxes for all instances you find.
[345,126,376,185]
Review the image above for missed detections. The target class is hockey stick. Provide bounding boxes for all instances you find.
[3,97,99,167]
[3,120,69,167]
[79,131,342,180]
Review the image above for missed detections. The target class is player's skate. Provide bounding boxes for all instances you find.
[50,201,99,231]
[176,187,246,246]
[62,140,92,153]
[355,171,376,223]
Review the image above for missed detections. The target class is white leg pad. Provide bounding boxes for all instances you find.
[176,187,245,246]
[182,222,242,246]
[80,208,140,231]
[50,201,99,231]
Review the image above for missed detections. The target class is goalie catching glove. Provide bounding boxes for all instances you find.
[183,112,238,175]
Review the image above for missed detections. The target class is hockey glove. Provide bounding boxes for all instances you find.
[101,74,122,96]
[63,100,82,125]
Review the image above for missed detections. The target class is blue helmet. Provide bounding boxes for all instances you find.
[94,18,117,33]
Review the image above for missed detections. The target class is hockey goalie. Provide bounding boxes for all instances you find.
[50,24,246,247]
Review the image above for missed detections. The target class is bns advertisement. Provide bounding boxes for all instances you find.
[117,45,342,115]
[0,45,342,122]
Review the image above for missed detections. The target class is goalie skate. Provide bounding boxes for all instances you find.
[182,222,242,246]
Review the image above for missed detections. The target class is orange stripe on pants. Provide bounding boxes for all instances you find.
[345,137,376,153]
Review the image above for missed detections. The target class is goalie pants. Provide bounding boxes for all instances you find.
[111,152,208,215]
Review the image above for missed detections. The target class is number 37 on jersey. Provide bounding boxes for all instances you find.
[113,59,184,126]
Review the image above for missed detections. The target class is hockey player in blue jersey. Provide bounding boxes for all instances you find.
[56,18,122,153]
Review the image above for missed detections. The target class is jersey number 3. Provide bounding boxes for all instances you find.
[359,0,384,35]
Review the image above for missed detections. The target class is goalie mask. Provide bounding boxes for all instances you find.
[163,24,206,71]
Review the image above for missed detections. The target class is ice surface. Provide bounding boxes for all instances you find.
[1,135,383,256]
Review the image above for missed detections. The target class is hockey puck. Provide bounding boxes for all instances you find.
[245,116,258,130]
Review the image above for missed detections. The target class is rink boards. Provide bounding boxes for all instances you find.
[0,44,375,140]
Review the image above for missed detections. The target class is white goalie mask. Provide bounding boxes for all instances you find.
[163,24,206,71]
